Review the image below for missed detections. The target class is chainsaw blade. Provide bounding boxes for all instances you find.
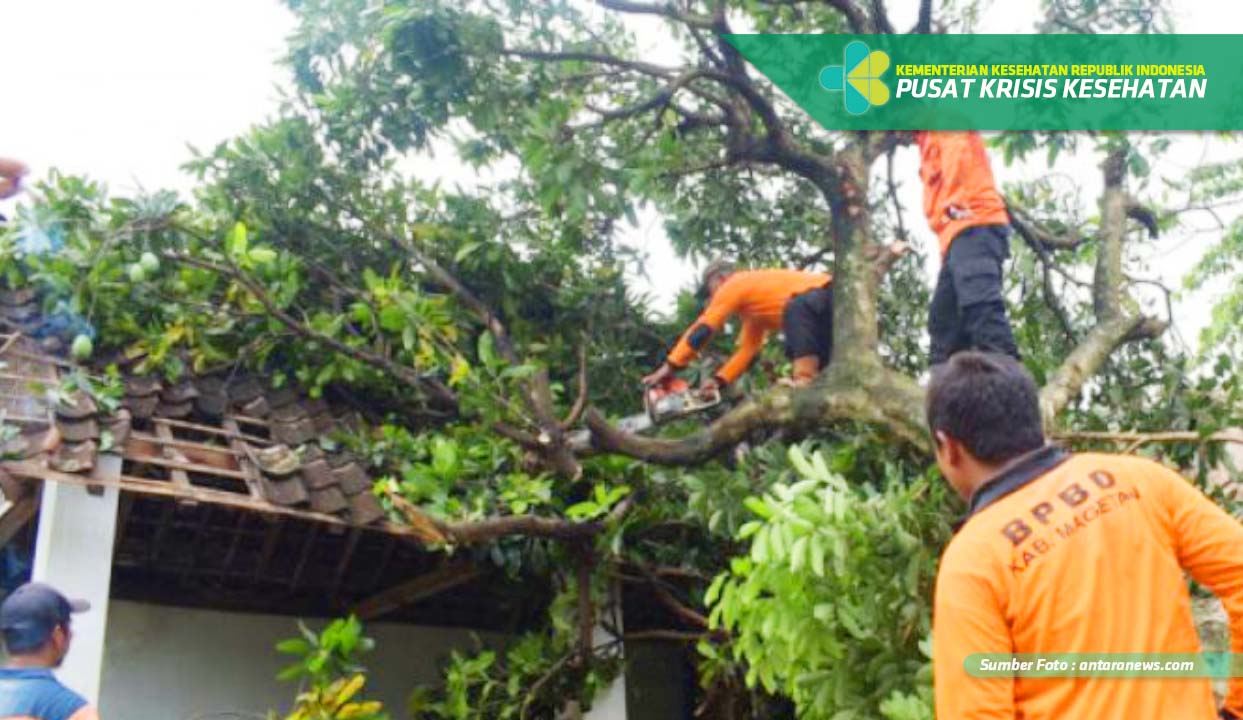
[565,412,651,452]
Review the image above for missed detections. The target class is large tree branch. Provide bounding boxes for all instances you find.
[387,489,634,546]
[1007,201,1088,250]
[824,0,869,32]
[503,48,679,79]
[913,0,933,33]
[1039,147,1168,420]
[596,0,714,28]
[1054,428,1243,452]
[382,230,584,479]
[584,362,928,465]
[870,0,897,33]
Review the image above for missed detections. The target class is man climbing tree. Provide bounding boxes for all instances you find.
[928,352,1243,719]
[918,131,1021,365]
[641,260,833,391]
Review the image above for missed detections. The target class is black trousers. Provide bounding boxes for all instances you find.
[783,284,834,367]
[928,224,1019,366]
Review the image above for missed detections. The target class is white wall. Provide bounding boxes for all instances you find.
[99,601,502,720]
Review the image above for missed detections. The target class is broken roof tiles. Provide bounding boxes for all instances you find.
[272,417,317,446]
[59,417,100,443]
[0,325,390,529]
[226,376,265,404]
[300,458,337,490]
[124,375,161,397]
[50,440,96,474]
[240,395,271,418]
[105,409,132,447]
[347,492,386,526]
[194,390,229,418]
[154,400,193,419]
[266,386,300,409]
[161,381,200,404]
[125,394,159,420]
[333,463,371,496]
[308,486,349,515]
[271,401,309,423]
[262,475,310,507]
[247,443,300,476]
[55,392,97,421]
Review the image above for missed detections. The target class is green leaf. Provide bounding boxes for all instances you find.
[277,638,312,655]
[226,221,248,258]
[247,246,277,265]
[743,496,772,519]
[379,305,405,332]
[478,331,497,367]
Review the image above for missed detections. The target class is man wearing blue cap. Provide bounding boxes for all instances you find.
[0,582,99,720]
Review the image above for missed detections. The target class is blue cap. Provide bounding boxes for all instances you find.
[0,583,89,652]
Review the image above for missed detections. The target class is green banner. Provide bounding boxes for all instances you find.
[965,653,1243,678]
[722,34,1243,130]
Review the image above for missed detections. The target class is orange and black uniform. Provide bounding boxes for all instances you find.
[916,131,1018,365]
[935,446,1243,719]
[666,269,832,385]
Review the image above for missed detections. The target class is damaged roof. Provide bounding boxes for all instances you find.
[0,322,394,532]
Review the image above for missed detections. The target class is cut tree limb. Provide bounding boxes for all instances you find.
[585,362,929,465]
[386,489,634,546]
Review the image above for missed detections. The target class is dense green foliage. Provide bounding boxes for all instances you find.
[6,0,1243,718]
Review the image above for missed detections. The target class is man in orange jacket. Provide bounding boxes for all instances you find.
[917,131,1019,365]
[928,351,1243,719]
[641,260,833,392]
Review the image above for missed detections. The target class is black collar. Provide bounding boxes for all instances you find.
[954,445,1071,531]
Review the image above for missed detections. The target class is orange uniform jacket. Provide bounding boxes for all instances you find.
[916,131,1010,256]
[666,269,831,384]
[935,447,1243,719]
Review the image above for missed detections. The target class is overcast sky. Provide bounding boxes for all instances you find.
[0,0,1236,351]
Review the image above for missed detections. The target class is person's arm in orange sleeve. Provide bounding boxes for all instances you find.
[934,544,1017,719]
[712,319,766,386]
[1154,464,1243,718]
[665,279,744,369]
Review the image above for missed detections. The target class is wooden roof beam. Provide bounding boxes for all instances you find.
[351,561,481,622]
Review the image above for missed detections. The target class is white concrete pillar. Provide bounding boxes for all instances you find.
[31,455,121,703]
[585,585,627,720]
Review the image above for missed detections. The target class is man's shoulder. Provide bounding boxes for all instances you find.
[0,668,89,720]
[1063,451,1177,484]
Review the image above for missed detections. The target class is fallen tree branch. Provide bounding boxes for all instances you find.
[167,252,457,409]
[623,630,707,642]
[1054,429,1243,449]
[584,363,928,465]
[385,489,634,546]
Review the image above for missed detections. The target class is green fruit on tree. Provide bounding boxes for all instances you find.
[127,263,146,283]
[140,251,160,274]
[70,334,93,360]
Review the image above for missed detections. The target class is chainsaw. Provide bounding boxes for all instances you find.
[567,376,723,450]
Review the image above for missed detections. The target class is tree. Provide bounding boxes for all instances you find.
[5,0,1243,717]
